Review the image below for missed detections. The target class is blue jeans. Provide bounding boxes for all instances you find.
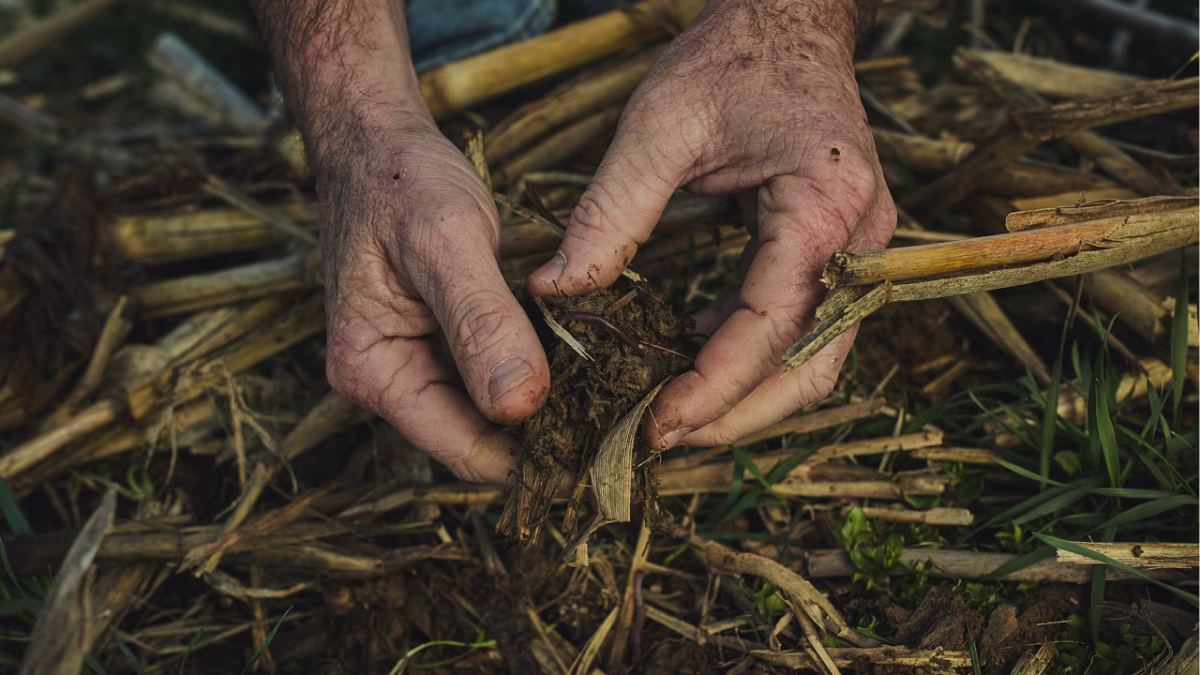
[408,0,618,72]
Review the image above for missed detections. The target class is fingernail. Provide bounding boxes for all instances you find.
[533,251,566,284]
[660,427,694,449]
[489,357,534,405]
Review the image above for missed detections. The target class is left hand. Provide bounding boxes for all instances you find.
[526,0,896,448]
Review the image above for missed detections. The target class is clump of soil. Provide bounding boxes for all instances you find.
[497,282,693,544]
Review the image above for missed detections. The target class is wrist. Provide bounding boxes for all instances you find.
[702,0,872,53]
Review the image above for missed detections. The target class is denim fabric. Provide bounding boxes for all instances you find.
[408,0,622,72]
[408,0,557,72]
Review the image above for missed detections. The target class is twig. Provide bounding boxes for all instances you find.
[1049,0,1199,53]
[1055,543,1199,569]
[17,489,116,675]
[202,176,318,246]
[419,0,704,118]
[0,0,122,67]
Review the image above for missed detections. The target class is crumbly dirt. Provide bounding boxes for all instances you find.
[498,283,693,543]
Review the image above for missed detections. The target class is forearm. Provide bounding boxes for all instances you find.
[248,0,430,168]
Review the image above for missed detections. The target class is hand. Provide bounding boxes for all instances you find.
[527,0,896,448]
[320,117,550,482]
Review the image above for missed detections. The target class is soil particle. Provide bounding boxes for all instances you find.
[499,284,693,543]
[978,604,1018,665]
[892,585,985,650]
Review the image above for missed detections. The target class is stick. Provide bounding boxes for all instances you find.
[804,548,1197,584]
[786,206,1196,374]
[202,176,318,245]
[40,296,132,430]
[700,539,877,648]
[0,400,123,480]
[132,250,321,317]
[0,0,122,67]
[419,0,704,119]
[493,106,622,187]
[148,32,268,133]
[901,57,1197,218]
[657,445,951,499]
[958,47,1144,99]
[17,489,116,675]
[99,201,312,264]
[1049,0,1199,53]
[1055,542,1198,569]
[1012,76,1200,141]
[823,206,1199,288]
[488,46,665,163]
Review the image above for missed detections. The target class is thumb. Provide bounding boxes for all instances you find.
[428,254,550,425]
[527,118,690,296]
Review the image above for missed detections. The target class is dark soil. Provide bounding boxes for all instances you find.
[498,283,693,544]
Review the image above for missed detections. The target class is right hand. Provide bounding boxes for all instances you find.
[317,115,550,483]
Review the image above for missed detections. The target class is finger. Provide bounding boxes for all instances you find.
[680,330,857,447]
[326,330,517,483]
[648,169,886,449]
[527,108,692,296]
[399,190,551,425]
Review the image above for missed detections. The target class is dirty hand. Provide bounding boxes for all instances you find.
[527,0,896,448]
[252,0,549,482]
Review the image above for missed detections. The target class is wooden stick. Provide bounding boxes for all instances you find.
[148,32,268,133]
[1063,131,1178,196]
[1048,0,1199,53]
[0,0,122,67]
[657,443,951,499]
[132,250,321,317]
[1012,76,1199,141]
[1085,268,1199,348]
[0,399,123,480]
[41,296,132,430]
[99,202,312,264]
[900,211,1051,385]
[16,489,116,675]
[786,209,1196,374]
[487,46,665,163]
[823,207,1199,289]
[804,548,1198,584]
[853,506,974,526]
[201,176,318,245]
[419,0,704,119]
[493,106,622,187]
[958,48,1144,99]
[751,647,971,670]
[873,130,1117,197]
[1055,542,1198,569]
[700,539,877,647]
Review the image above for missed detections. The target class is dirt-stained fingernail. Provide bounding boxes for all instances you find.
[660,426,694,449]
[533,251,566,284]
[489,358,534,406]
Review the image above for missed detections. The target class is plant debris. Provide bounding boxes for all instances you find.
[499,284,693,545]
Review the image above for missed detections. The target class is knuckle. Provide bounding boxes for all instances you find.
[452,294,511,362]
[797,361,841,404]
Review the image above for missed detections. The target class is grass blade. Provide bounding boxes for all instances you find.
[116,638,148,675]
[83,654,110,675]
[1091,494,1197,534]
[1170,251,1190,427]
[982,546,1055,581]
[0,479,31,538]
[178,629,204,675]
[241,607,291,674]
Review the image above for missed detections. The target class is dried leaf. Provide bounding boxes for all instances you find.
[591,379,667,522]
[535,298,592,361]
